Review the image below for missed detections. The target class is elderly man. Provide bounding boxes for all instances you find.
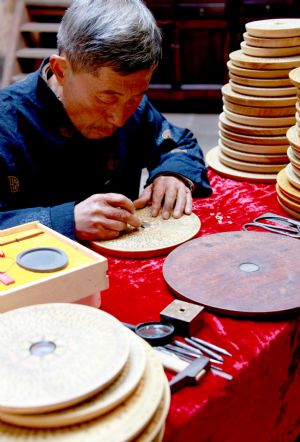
[0,0,211,240]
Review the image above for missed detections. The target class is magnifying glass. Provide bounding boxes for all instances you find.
[122,321,175,346]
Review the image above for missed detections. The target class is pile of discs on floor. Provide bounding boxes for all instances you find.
[276,66,300,219]
[207,18,300,183]
[0,303,170,442]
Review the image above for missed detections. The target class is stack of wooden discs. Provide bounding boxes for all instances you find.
[207,18,300,183]
[0,303,170,442]
[276,66,300,219]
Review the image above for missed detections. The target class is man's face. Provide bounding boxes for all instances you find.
[53,59,153,139]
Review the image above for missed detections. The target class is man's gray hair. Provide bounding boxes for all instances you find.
[57,0,162,74]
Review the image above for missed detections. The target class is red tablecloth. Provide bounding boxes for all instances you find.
[100,169,300,442]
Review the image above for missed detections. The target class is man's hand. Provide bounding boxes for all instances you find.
[74,193,142,240]
[134,175,193,219]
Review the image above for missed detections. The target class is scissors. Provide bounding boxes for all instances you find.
[243,212,300,238]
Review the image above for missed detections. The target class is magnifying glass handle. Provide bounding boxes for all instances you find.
[122,322,137,331]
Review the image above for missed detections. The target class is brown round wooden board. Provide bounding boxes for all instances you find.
[229,49,300,70]
[229,72,293,88]
[223,98,296,117]
[289,66,300,88]
[277,197,300,219]
[276,184,300,212]
[245,18,300,39]
[219,112,289,136]
[220,133,288,154]
[241,41,300,58]
[277,167,300,202]
[220,142,288,164]
[229,79,297,97]
[227,60,291,79]
[222,83,297,108]
[223,106,295,127]
[218,149,286,173]
[219,124,287,145]
[243,32,300,48]
[163,231,300,317]
[206,146,277,183]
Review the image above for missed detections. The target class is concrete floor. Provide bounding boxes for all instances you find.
[163,113,219,157]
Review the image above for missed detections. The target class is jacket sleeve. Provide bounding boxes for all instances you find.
[136,97,212,197]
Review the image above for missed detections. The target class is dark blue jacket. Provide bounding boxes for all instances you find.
[0,66,211,239]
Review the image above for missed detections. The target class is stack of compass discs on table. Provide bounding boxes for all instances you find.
[0,303,170,442]
[207,18,300,183]
[276,66,300,219]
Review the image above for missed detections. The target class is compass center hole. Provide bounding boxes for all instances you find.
[239,262,260,273]
[30,340,56,356]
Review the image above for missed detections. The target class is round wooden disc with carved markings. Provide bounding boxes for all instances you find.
[218,148,286,173]
[206,146,277,182]
[0,329,147,428]
[286,163,300,190]
[276,184,300,212]
[277,197,300,219]
[163,231,300,317]
[289,67,300,88]
[0,341,169,442]
[0,304,130,414]
[276,167,300,202]
[219,124,288,146]
[287,125,300,151]
[89,206,201,258]
[245,18,300,38]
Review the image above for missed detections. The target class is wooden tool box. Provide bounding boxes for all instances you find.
[0,221,108,312]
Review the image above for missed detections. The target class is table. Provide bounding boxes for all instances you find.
[100,169,300,442]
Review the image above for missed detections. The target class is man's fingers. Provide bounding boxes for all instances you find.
[133,185,152,209]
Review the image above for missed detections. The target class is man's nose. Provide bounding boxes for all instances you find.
[108,105,130,127]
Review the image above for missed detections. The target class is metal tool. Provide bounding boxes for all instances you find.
[187,337,232,357]
[187,337,224,362]
[164,343,222,365]
[243,212,300,238]
[169,355,210,393]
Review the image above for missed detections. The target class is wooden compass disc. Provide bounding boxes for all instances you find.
[229,79,297,97]
[241,41,300,58]
[243,32,300,48]
[223,106,295,128]
[218,148,286,173]
[219,112,289,136]
[134,379,170,442]
[222,83,297,108]
[276,167,300,202]
[287,146,300,169]
[223,105,295,128]
[245,19,300,38]
[277,197,300,219]
[219,133,288,154]
[219,124,287,145]
[229,49,300,70]
[229,72,293,88]
[227,60,291,79]
[220,142,288,164]
[163,231,300,317]
[286,125,300,150]
[0,304,130,414]
[89,206,200,258]
[286,162,300,190]
[223,98,295,117]
[0,329,147,428]
[276,184,300,212]
[206,146,277,183]
[289,66,300,88]
[0,342,168,442]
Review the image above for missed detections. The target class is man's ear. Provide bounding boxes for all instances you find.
[49,54,68,85]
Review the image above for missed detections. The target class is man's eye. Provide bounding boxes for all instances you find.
[97,95,116,104]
